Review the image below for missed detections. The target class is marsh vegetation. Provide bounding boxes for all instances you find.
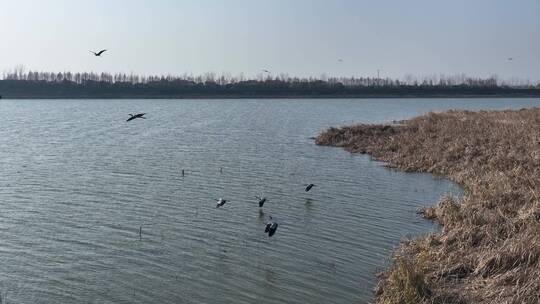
[317,108,540,304]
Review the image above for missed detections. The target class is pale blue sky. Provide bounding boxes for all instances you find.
[0,0,538,81]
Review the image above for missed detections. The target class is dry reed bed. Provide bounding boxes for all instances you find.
[315,109,540,304]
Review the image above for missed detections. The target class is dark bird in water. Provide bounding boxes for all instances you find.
[261,69,270,73]
[255,196,267,207]
[126,113,146,122]
[90,49,107,56]
[508,57,514,61]
[305,184,316,192]
[216,198,228,208]
[264,216,278,237]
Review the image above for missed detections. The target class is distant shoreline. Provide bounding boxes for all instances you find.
[2,93,540,99]
[2,76,540,100]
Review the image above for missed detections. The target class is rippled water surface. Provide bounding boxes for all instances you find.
[0,98,538,303]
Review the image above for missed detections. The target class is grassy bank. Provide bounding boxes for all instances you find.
[316,109,540,304]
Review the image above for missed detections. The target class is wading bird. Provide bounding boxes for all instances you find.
[90,49,107,57]
[126,113,146,122]
[305,184,316,192]
[255,196,267,207]
[264,216,278,237]
[216,198,228,208]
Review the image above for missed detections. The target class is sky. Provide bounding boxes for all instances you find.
[0,0,539,81]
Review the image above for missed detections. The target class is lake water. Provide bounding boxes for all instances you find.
[0,98,538,304]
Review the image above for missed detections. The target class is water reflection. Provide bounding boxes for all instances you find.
[1,97,533,303]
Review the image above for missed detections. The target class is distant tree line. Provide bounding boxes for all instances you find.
[1,68,539,98]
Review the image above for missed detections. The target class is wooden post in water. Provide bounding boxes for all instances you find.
[139,226,142,241]
[182,169,185,177]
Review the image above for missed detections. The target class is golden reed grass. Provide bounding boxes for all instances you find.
[316,108,540,304]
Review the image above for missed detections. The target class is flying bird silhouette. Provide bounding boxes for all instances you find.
[264,216,278,237]
[305,184,316,192]
[126,113,146,122]
[255,196,267,207]
[90,50,107,57]
[215,198,228,208]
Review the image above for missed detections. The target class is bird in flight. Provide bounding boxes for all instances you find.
[90,50,107,57]
[255,196,267,207]
[305,184,316,192]
[264,216,278,237]
[215,198,228,208]
[126,113,146,122]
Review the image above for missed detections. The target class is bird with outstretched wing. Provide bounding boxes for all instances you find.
[90,50,107,56]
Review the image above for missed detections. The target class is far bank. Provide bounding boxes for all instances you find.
[1,78,540,99]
